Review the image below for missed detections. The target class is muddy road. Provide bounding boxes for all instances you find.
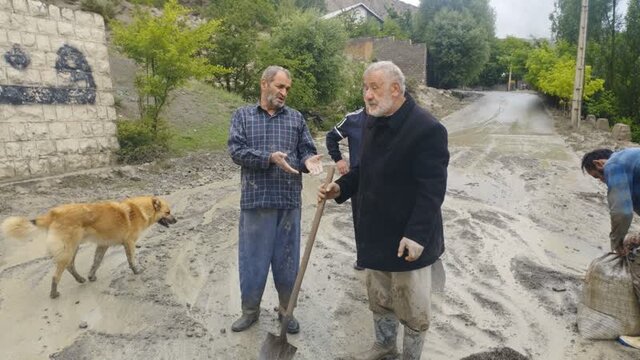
[0,91,637,359]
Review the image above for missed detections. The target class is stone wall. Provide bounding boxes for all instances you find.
[345,36,427,86]
[0,0,117,181]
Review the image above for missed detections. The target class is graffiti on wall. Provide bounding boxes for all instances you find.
[0,44,96,105]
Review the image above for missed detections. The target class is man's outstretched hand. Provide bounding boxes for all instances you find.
[270,151,299,174]
[305,154,323,175]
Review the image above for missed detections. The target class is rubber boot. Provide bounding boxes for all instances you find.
[231,307,259,332]
[402,325,426,360]
[351,312,399,360]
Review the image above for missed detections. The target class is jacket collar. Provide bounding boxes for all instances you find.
[256,103,288,117]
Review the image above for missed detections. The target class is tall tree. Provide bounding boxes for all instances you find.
[426,9,491,88]
[616,0,640,120]
[251,11,347,110]
[550,0,619,88]
[206,0,276,93]
[112,0,225,132]
[417,0,495,41]
[550,0,612,43]
[416,0,495,88]
[475,36,532,88]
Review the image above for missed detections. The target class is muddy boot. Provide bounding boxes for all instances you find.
[402,326,426,360]
[351,313,399,360]
[278,312,300,334]
[231,309,259,332]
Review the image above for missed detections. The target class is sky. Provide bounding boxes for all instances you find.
[398,0,621,39]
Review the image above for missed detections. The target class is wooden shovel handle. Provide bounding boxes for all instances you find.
[280,166,335,338]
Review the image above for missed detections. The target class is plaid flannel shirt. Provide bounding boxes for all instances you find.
[228,104,317,209]
[604,148,640,250]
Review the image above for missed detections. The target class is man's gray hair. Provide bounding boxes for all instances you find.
[261,65,291,83]
[364,61,406,95]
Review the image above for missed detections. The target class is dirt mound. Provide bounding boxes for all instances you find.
[461,347,529,360]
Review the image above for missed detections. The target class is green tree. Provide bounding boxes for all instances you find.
[476,36,532,88]
[206,0,275,93]
[416,0,495,88]
[416,0,495,41]
[112,0,226,133]
[526,40,604,101]
[550,0,621,88]
[386,7,415,38]
[426,9,491,88]
[615,0,640,120]
[250,11,347,111]
[551,0,612,44]
[342,14,383,38]
[380,17,409,39]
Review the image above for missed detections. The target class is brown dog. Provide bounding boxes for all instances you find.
[1,196,177,298]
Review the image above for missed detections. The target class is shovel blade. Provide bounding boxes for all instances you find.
[257,332,297,360]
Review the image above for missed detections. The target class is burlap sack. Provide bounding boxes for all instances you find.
[577,253,640,339]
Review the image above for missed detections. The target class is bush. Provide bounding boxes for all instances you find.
[116,118,171,164]
[340,60,366,115]
[586,90,619,119]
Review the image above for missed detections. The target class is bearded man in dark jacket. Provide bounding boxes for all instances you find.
[319,61,449,360]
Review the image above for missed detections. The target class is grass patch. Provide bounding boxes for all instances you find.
[169,122,229,153]
[164,81,248,154]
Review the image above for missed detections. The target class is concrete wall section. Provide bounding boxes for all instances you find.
[0,0,117,180]
[345,36,427,86]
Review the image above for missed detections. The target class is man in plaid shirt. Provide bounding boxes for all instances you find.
[228,65,322,333]
[582,148,640,253]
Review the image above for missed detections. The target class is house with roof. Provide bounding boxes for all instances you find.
[321,3,383,24]
[322,1,427,86]
[325,0,417,20]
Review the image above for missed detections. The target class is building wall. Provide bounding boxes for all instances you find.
[0,0,117,181]
[345,36,427,86]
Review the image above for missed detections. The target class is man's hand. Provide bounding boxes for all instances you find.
[270,151,299,174]
[397,237,424,262]
[616,244,629,257]
[336,159,349,175]
[305,154,324,175]
[318,182,341,202]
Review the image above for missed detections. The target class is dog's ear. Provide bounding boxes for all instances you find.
[152,197,162,211]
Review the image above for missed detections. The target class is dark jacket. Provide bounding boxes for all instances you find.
[325,108,366,169]
[335,95,449,271]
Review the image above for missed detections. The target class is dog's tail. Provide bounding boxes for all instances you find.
[1,215,50,241]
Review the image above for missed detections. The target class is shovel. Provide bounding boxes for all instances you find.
[258,166,335,360]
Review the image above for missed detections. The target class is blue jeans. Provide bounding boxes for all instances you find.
[238,208,301,315]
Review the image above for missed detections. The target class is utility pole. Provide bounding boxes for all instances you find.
[571,0,589,128]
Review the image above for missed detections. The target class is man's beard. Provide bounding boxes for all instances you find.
[366,95,393,117]
[268,93,285,109]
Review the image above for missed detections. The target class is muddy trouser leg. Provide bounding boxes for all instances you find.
[238,208,278,316]
[347,270,400,360]
[351,197,362,267]
[384,266,432,360]
[431,259,446,294]
[271,208,301,313]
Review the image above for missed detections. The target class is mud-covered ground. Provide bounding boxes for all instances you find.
[1,91,638,359]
